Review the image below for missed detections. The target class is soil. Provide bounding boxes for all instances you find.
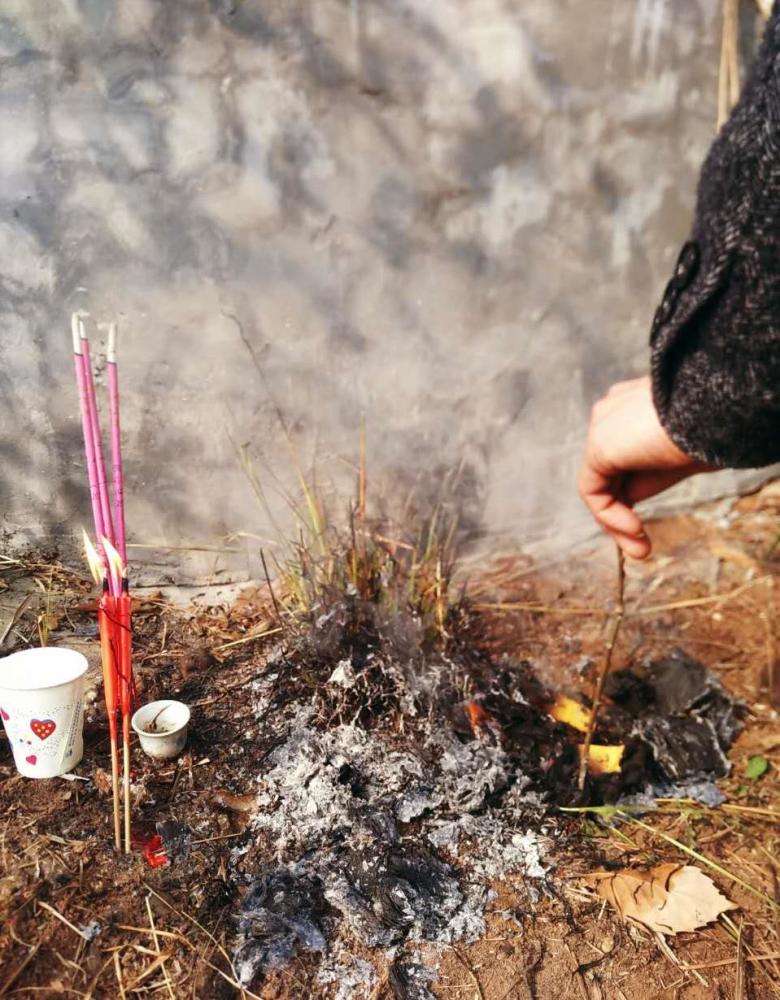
[0,482,778,1000]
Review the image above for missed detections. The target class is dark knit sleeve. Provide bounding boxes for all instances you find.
[649,7,780,468]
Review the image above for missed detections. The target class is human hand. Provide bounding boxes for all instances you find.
[577,376,711,558]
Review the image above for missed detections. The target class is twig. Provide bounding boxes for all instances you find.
[0,939,42,995]
[142,883,256,1000]
[83,954,115,1000]
[479,574,771,620]
[563,942,590,1000]
[146,894,175,1000]
[687,953,780,970]
[125,951,174,990]
[637,575,772,615]
[655,932,708,987]
[476,600,608,617]
[735,919,746,1000]
[761,578,776,704]
[578,546,625,789]
[450,947,485,1000]
[260,548,282,623]
[0,593,34,647]
[213,626,282,653]
[38,900,92,941]
[113,951,127,1000]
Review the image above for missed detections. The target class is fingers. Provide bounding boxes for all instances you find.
[578,375,708,559]
[577,462,650,558]
[611,528,652,560]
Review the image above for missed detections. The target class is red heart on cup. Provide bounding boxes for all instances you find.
[30,719,56,741]
[0,707,9,721]
[25,754,37,765]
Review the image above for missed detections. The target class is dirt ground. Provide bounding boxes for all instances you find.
[0,482,778,1000]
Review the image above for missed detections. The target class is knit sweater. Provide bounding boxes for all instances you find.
[650,5,780,468]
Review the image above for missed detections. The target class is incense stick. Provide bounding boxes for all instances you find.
[85,530,122,849]
[76,316,134,856]
[107,324,127,565]
[72,315,104,545]
[80,322,115,552]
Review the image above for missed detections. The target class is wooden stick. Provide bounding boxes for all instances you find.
[123,712,131,854]
[109,729,122,851]
[578,545,625,789]
[98,591,122,851]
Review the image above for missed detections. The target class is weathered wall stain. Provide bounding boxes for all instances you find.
[0,1,772,583]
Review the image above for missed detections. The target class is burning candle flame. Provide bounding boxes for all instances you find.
[102,535,126,591]
[82,529,104,585]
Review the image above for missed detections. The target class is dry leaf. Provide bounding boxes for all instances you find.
[93,768,112,797]
[584,863,736,935]
[548,694,590,733]
[211,789,256,813]
[577,743,624,775]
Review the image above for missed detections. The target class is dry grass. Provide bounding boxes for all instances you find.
[236,437,459,644]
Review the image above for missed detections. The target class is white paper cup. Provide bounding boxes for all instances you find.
[0,647,88,778]
[131,700,190,759]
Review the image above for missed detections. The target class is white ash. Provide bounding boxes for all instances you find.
[428,814,549,880]
[252,709,424,856]
[436,736,509,812]
[234,864,327,985]
[249,672,278,718]
[395,735,508,822]
[395,784,444,823]
[237,697,549,985]
[328,659,357,688]
[317,956,377,1000]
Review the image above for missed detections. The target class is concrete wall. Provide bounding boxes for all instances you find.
[0,1,771,584]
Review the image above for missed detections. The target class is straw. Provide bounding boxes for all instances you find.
[72,315,104,545]
[107,324,127,565]
[80,321,114,550]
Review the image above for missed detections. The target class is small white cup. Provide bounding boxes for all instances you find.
[131,700,190,759]
[0,647,88,778]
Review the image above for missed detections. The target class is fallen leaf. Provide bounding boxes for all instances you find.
[745,755,769,780]
[549,694,590,733]
[211,789,256,813]
[584,863,736,935]
[93,768,112,797]
[577,743,624,775]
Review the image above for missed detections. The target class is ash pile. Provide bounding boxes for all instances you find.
[218,594,741,997]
